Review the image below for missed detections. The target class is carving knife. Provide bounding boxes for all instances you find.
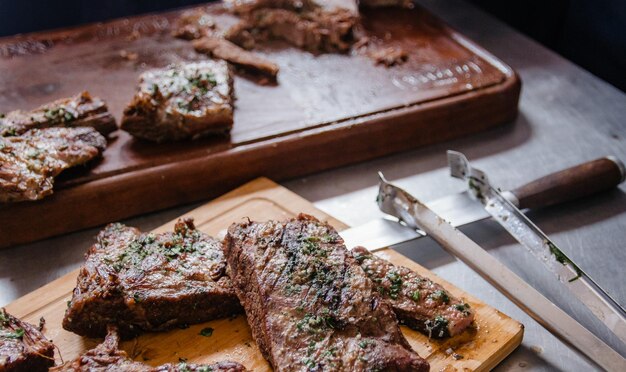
[370,173,626,370]
[341,156,626,251]
[446,150,626,347]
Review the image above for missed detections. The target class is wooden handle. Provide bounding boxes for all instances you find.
[510,157,626,210]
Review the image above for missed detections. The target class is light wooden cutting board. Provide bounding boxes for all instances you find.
[5,178,523,371]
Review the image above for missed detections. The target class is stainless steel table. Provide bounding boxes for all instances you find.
[1,0,625,370]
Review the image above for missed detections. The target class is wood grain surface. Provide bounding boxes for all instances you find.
[0,3,520,248]
[5,178,523,371]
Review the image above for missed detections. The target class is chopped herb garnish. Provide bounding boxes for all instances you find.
[425,315,449,338]
[320,234,336,243]
[454,303,472,316]
[303,357,317,368]
[546,240,582,282]
[44,107,75,123]
[296,312,336,334]
[354,254,369,263]
[0,328,24,339]
[199,327,214,337]
[411,290,421,302]
[429,290,450,304]
[284,283,301,295]
[386,271,403,299]
[468,178,484,200]
[300,236,327,257]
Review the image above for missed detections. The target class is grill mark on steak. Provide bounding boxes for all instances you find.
[121,60,234,143]
[224,214,429,371]
[0,308,55,372]
[0,92,117,137]
[51,326,247,371]
[352,247,474,338]
[0,127,106,203]
[63,219,243,339]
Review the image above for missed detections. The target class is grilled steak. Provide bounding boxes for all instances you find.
[121,61,234,143]
[193,37,279,78]
[224,0,359,53]
[0,308,54,372]
[352,247,474,338]
[52,326,246,372]
[0,127,106,203]
[0,92,116,137]
[63,219,242,339]
[224,214,429,371]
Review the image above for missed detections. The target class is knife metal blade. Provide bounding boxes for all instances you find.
[340,191,492,250]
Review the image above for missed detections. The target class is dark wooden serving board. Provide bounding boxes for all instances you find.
[0,3,520,247]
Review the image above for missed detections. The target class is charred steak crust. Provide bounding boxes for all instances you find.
[224,214,429,371]
[51,326,246,372]
[0,91,117,137]
[352,247,474,338]
[121,61,234,143]
[0,308,54,372]
[0,127,107,203]
[63,219,243,339]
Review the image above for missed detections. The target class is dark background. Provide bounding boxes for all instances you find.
[1,0,625,92]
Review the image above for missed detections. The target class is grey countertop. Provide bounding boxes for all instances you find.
[1,0,625,370]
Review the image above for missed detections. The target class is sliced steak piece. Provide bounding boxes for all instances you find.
[193,37,279,78]
[121,60,234,143]
[224,214,429,371]
[352,247,474,338]
[63,219,243,339]
[0,127,106,203]
[51,326,246,371]
[0,92,117,137]
[0,308,55,372]
[225,0,359,53]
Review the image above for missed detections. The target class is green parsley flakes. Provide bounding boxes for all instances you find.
[199,327,214,337]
